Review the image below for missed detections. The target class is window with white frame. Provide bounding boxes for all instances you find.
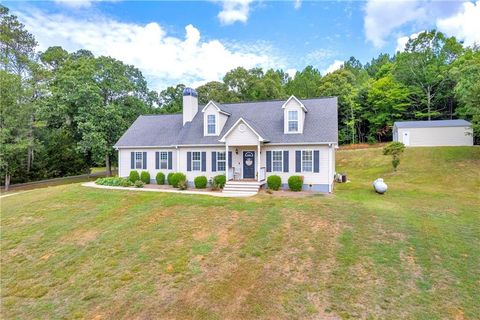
[302,150,313,172]
[159,151,168,169]
[272,151,283,172]
[135,152,143,169]
[217,152,226,171]
[288,110,299,132]
[192,152,201,171]
[207,115,216,134]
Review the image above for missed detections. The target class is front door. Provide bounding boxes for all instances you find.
[243,151,255,179]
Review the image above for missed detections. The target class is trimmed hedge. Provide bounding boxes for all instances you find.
[288,175,303,192]
[140,171,150,184]
[156,172,165,185]
[194,176,208,189]
[167,172,175,185]
[170,172,187,188]
[95,177,132,187]
[212,174,226,190]
[267,175,282,191]
[128,170,140,183]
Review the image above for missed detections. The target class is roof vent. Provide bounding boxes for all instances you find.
[183,87,198,97]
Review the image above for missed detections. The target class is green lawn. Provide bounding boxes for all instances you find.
[1,147,479,319]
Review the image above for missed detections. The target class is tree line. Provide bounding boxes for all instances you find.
[1,5,479,189]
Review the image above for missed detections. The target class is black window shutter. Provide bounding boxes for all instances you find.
[187,152,191,171]
[228,151,232,168]
[295,151,301,172]
[155,152,159,169]
[131,152,134,169]
[283,151,289,172]
[201,152,206,172]
[266,151,272,172]
[212,152,217,172]
[143,152,147,169]
[314,150,320,173]
[168,151,173,170]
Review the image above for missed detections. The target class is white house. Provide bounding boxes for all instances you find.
[393,120,473,147]
[114,88,338,193]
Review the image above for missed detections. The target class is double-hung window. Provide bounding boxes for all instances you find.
[302,150,313,172]
[192,152,201,171]
[217,152,226,171]
[272,151,283,172]
[288,110,298,132]
[135,152,143,169]
[159,151,168,169]
[207,115,216,135]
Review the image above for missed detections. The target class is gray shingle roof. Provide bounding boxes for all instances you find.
[114,97,338,147]
[394,119,471,129]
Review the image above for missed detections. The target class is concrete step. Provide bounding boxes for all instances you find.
[226,181,261,186]
[223,184,260,190]
[222,190,258,195]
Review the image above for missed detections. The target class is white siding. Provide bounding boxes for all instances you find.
[397,126,473,147]
[177,147,227,182]
[262,145,332,186]
[202,103,228,136]
[118,148,177,178]
[224,120,260,146]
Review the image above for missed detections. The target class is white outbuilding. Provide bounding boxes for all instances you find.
[393,120,473,147]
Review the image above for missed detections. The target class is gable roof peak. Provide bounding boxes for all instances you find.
[282,95,308,112]
[201,100,231,116]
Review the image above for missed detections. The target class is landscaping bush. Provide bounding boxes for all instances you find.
[212,174,226,190]
[156,172,165,185]
[134,180,144,188]
[128,170,140,183]
[177,178,188,190]
[140,171,150,184]
[267,175,282,191]
[167,172,175,185]
[95,177,131,187]
[383,142,406,171]
[170,172,187,188]
[288,175,303,192]
[194,176,208,189]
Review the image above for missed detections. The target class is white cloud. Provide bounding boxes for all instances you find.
[53,0,92,8]
[395,31,422,52]
[286,68,297,78]
[217,0,253,25]
[15,9,280,90]
[304,49,335,65]
[323,60,343,75]
[364,0,465,47]
[437,1,480,46]
[294,0,301,10]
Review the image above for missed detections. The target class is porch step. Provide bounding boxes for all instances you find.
[222,180,261,195]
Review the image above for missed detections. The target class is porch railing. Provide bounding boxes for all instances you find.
[259,167,266,181]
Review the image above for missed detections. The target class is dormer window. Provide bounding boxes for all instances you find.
[207,115,216,134]
[288,110,299,132]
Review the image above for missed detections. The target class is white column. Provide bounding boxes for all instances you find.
[225,143,229,180]
[257,142,261,181]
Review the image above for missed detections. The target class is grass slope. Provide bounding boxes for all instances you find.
[1,147,479,319]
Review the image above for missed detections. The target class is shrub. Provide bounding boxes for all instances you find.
[128,170,140,183]
[212,174,226,190]
[140,171,150,184]
[170,172,187,188]
[288,176,303,192]
[194,176,208,189]
[383,142,406,171]
[177,178,188,190]
[267,175,282,191]
[167,172,175,185]
[156,172,165,185]
[134,180,144,188]
[95,177,132,187]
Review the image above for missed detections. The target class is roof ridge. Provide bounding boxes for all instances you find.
[218,96,337,106]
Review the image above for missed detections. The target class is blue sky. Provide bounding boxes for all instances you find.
[4,0,480,90]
